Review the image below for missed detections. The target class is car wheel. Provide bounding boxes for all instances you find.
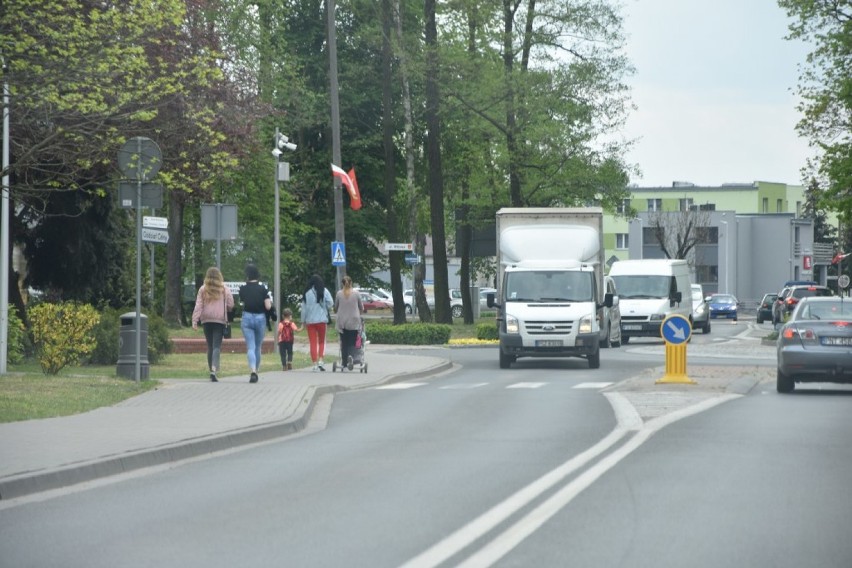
[621,335,630,344]
[757,315,763,324]
[405,304,413,315]
[703,320,711,334]
[777,369,794,393]
[452,305,463,318]
[499,350,513,369]
[588,349,600,369]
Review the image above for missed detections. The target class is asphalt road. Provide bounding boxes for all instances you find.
[1,322,850,567]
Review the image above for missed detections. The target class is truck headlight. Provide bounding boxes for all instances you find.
[650,313,665,321]
[506,314,519,334]
[578,314,593,334]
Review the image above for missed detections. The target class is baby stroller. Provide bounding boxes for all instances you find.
[332,324,368,373]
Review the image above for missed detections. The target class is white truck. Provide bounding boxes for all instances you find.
[487,207,613,369]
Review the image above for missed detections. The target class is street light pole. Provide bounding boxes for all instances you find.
[272,128,295,313]
[720,220,728,293]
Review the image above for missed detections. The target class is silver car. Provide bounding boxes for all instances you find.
[600,276,622,348]
[776,296,852,393]
[691,284,711,334]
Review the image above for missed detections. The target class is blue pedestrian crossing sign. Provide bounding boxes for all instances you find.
[331,241,346,266]
[661,314,691,345]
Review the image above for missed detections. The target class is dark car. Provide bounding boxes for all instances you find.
[776,296,852,393]
[707,293,738,320]
[756,292,778,324]
[773,285,834,324]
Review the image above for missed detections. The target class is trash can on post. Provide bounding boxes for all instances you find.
[116,312,149,380]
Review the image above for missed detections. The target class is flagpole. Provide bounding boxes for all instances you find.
[327,0,345,290]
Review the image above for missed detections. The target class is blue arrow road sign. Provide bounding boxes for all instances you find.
[661,314,691,344]
[331,241,346,266]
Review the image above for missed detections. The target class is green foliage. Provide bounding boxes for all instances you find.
[88,308,173,365]
[476,323,498,341]
[7,308,30,364]
[29,302,101,375]
[365,322,452,345]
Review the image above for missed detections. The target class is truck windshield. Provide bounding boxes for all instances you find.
[611,275,671,299]
[505,271,593,302]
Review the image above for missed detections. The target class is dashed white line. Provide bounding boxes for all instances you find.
[373,383,427,390]
[439,383,489,390]
[573,382,614,389]
[506,382,547,389]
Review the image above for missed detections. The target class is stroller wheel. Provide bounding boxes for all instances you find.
[332,362,337,372]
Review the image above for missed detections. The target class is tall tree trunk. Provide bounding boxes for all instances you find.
[424,0,450,324]
[381,0,404,325]
[163,191,185,326]
[394,0,427,322]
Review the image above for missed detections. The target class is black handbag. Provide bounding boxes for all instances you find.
[222,296,232,339]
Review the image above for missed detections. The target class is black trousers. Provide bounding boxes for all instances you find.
[339,328,359,366]
[278,341,294,365]
[202,322,225,371]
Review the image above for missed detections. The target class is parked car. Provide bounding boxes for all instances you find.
[691,284,711,333]
[773,284,834,324]
[357,288,394,308]
[756,292,778,324]
[776,296,852,393]
[403,289,435,314]
[358,292,391,312]
[600,276,622,348]
[450,288,464,318]
[707,293,738,321]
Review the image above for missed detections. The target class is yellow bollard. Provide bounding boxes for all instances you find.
[656,314,697,385]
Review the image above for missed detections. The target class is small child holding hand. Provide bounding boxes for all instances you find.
[277,308,302,371]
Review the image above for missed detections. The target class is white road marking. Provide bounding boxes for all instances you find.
[439,383,489,390]
[400,392,740,568]
[573,382,614,389]
[373,383,427,390]
[506,382,547,389]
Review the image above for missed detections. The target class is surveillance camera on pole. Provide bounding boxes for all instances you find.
[275,133,297,152]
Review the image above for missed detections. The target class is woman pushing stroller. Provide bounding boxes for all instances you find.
[334,275,364,371]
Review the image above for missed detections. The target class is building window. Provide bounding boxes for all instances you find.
[617,199,630,215]
[796,201,802,217]
[679,198,694,211]
[696,226,718,244]
[762,197,769,213]
[616,233,629,249]
[777,199,783,213]
[647,198,662,212]
[794,225,800,244]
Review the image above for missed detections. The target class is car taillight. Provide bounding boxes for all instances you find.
[783,326,817,343]
[786,297,798,306]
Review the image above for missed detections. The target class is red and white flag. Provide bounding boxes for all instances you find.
[831,251,850,265]
[331,164,362,210]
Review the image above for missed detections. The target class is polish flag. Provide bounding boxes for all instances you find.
[331,164,362,210]
[831,252,850,265]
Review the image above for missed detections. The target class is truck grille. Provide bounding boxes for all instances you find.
[621,315,649,323]
[524,320,573,335]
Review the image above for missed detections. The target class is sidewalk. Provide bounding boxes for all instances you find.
[0,346,451,501]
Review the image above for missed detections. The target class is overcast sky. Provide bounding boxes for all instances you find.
[620,0,812,188]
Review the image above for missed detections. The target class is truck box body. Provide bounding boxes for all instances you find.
[607,259,692,342]
[492,207,609,369]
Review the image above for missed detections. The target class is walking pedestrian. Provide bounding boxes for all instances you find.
[277,307,301,371]
[334,275,364,371]
[239,264,272,383]
[191,266,234,382]
[301,273,334,371]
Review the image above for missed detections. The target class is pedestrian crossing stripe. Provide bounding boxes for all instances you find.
[373,382,613,390]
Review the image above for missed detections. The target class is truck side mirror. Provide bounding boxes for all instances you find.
[486,292,497,308]
[604,293,614,308]
[670,291,682,306]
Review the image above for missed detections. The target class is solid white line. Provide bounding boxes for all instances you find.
[397,392,642,568]
[456,394,740,567]
[439,383,489,390]
[506,382,548,389]
[374,383,427,390]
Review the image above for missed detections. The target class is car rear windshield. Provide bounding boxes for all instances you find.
[792,287,833,300]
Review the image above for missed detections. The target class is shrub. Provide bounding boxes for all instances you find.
[476,323,499,341]
[88,308,173,365]
[7,307,29,364]
[365,322,452,345]
[29,302,100,375]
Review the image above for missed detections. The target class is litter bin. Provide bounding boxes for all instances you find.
[116,312,149,380]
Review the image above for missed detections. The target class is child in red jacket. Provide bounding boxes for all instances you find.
[277,308,302,370]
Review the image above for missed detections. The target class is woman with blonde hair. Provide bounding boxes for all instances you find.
[192,266,234,382]
[334,275,364,371]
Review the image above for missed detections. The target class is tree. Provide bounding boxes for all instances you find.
[779,0,852,220]
[647,207,712,261]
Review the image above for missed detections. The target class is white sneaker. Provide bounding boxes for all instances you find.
[312,365,319,372]
[318,360,325,371]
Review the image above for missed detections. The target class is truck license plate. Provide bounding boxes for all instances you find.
[536,340,563,347]
[623,325,642,331]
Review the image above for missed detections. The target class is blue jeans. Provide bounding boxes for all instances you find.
[241,312,266,372]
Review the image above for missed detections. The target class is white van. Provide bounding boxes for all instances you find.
[608,259,692,344]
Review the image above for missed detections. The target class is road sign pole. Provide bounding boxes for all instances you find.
[134,138,142,384]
